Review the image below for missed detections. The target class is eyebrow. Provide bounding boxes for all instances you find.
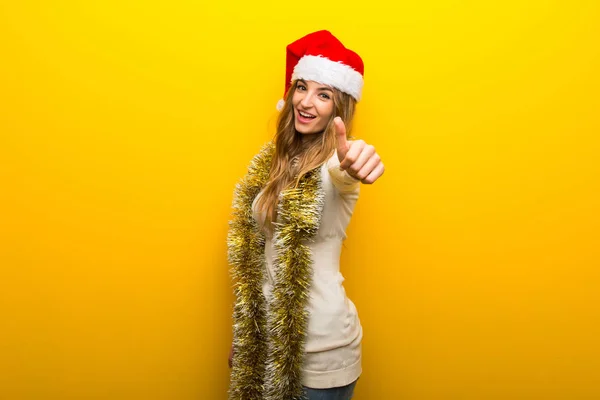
[298,79,333,92]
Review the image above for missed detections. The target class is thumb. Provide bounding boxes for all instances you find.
[334,117,349,163]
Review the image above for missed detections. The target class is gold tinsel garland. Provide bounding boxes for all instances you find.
[227,141,325,400]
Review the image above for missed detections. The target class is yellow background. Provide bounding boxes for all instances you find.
[1,1,599,399]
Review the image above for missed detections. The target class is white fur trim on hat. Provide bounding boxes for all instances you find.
[291,55,364,101]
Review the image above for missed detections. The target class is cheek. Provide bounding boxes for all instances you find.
[318,102,334,119]
[291,93,301,107]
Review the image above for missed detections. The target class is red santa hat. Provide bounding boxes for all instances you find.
[276,30,364,111]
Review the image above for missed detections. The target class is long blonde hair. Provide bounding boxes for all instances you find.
[255,79,357,234]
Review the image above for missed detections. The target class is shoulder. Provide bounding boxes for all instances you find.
[253,141,275,160]
[245,141,275,174]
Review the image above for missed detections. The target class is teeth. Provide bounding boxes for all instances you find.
[299,111,315,118]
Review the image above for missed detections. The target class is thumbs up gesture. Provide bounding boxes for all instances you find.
[334,117,385,184]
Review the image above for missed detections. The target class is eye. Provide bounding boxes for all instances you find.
[319,93,331,100]
[296,84,306,91]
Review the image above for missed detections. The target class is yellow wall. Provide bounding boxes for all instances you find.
[1,1,599,399]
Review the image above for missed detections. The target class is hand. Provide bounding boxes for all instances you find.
[334,117,385,184]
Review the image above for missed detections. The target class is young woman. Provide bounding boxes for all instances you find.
[227,30,384,400]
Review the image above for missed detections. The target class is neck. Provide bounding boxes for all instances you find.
[297,131,322,148]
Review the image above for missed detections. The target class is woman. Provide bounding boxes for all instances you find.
[227,30,384,400]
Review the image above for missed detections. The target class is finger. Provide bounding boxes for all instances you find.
[340,139,365,170]
[361,162,385,184]
[334,117,349,162]
[347,145,376,177]
[353,152,381,181]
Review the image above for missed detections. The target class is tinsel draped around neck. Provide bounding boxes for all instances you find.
[227,141,326,400]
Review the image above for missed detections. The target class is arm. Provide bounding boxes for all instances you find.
[327,150,361,194]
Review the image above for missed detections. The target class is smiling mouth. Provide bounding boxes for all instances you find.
[297,110,316,119]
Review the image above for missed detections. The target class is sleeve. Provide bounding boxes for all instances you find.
[326,150,361,194]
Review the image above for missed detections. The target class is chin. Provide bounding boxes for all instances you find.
[294,123,309,134]
[295,123,322,135]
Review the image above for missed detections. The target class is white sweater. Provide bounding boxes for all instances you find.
[251,150,363,389]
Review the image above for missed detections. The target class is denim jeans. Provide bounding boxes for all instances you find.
[302,379,358,400]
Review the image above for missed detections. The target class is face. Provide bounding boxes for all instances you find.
[292,79,335,135]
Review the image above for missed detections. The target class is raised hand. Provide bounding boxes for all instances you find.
[334,116,385,184]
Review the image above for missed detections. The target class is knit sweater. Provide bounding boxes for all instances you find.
[251,150,363,389]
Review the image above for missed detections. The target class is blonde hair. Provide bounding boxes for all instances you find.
[255,79,357,235]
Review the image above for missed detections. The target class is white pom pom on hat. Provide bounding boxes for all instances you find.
[275,30,364,112]
[276,99,285,111]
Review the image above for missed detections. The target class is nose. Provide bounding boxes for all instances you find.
[299,91,314,109]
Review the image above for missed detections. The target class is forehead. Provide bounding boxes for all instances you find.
[299,79,333,89]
